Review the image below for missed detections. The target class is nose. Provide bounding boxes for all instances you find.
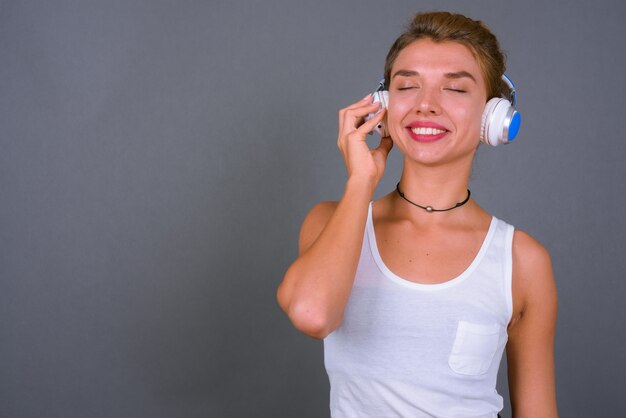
[414,87,441,115]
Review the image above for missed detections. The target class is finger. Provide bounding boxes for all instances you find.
[354,107,385,134]
[339,108,380,149]
[341,101,380,132]
[339,97,379,124]
[370,136,393,172]
[338,95,372,125]
[343,94,373,111]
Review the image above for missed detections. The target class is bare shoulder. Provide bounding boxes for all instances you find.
[511,229,558,320]
[513,229,552,272]
[298,201,339,255]
[507,229,559,414]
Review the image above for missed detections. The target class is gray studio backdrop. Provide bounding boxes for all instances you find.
[2,1,625,417]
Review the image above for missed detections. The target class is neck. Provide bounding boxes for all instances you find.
[397,157,472,212]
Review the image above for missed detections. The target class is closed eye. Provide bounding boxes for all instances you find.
[445,88,466,93]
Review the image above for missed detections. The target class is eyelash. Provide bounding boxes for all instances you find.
[395,86,466,93]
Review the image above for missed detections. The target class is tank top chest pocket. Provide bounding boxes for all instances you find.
[448,320,502,376]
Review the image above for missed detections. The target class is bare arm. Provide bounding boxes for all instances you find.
[507,230,559,417]
[277,181,372,339]
[276,96,393,339]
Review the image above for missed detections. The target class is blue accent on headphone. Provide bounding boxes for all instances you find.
[508,113,521,141]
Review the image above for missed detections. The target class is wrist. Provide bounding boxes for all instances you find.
[345,176,377,199]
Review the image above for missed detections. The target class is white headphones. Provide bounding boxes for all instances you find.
[367,74,521,146]
[480,74,521,146]
[370,80,389,137]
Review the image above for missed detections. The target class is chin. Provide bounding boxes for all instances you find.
[401,143,477,168]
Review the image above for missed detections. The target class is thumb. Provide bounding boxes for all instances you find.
[374,136,393,158]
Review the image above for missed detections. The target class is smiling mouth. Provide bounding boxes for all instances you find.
[410,127,447,135]
[406,126,449,142]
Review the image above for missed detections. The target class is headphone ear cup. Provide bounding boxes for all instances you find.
[480,98,514,146]
[378,90,389,109]
[371,91,389,136]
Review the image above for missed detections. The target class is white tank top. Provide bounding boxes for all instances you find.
[324,203,514,418]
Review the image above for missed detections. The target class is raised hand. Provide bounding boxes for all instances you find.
[337,95,393,190]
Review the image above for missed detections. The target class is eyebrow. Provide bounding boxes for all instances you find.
[391,69,477,83]
[444,71,477,83]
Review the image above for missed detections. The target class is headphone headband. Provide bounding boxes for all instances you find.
[501,73,516,106]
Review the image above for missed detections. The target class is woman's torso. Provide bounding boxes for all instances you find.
[324,199,514,418]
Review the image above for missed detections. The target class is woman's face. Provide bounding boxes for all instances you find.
[386,38,488,167]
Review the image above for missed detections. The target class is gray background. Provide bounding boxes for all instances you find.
[2,0,625,417]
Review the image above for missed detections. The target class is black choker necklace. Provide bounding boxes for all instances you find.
[395,183,471,213]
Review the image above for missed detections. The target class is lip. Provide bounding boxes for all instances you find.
[405,121,450,143]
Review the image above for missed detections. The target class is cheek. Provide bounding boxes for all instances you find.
[454,103,484,134]
[386,97,412,129]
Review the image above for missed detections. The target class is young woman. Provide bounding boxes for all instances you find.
[277,11,558,418]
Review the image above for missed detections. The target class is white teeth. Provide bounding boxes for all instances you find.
[411,127,446,135]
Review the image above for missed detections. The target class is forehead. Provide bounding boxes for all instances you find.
[392,38,484,82]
